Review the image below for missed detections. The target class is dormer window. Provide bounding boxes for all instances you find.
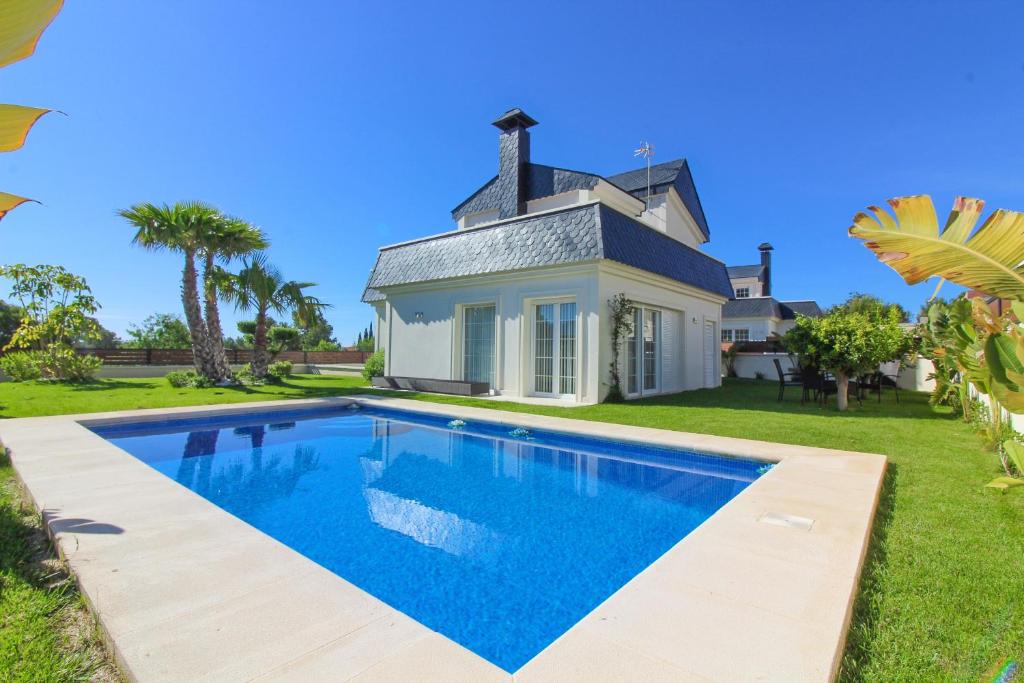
[735,287,750,298]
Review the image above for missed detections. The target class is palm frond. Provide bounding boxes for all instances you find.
[849,195,1024,300]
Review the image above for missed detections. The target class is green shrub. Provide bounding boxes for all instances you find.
[0,345,102,382]
[165,370,213,388]
[268,360,293,379]
[363,349,384,380]
[233,364,266,386]
[0,351,44,382]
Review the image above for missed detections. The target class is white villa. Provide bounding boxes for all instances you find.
[722,243,821,343]
[362,109,734,404]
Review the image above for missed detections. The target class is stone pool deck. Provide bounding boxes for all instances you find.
[0,396,886,682]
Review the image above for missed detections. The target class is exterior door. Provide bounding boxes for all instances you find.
[532,301,577,397]
[627,306,661,397]
[703,321,716,387]
[462,304,496,387]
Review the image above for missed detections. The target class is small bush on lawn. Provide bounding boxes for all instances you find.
[268,360,293,379]
[165,370,214,388]
[363,349,384,381]
[0,346,102,382]
[0,351,43,381]
[234,364,269,386]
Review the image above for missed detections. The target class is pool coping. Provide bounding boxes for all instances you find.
[0,396,886,682]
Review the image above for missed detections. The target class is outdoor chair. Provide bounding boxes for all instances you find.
[799,366,825,404]
[859,371,901,404]
[773,358,802,402]
[820,373,862,408]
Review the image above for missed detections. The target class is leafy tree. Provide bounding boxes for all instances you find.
[831,292,910,323]
[784,307,908,411]
[220,253,327,378]
[75,317,120,348]
[123,313,192,349]
[0,264,103,380]
[291,308,336,351]
[0,299,23,348]
[355,322,375,352]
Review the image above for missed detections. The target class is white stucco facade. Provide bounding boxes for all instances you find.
[371,261,726,405]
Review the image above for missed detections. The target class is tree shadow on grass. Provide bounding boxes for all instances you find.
[624,380,956,424]
[836,463,899,682]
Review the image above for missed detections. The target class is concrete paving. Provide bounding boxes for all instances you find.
[0,396,885,682]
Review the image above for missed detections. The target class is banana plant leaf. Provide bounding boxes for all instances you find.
[984,477,1024,492]
[0,0,64,69]
[0,104,51,152]
[849,195,1024,301]
[1004,441,1024,475]
[0,191,36,222]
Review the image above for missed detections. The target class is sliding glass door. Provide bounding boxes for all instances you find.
[533,301,576,397]
[627,306,661,397]
[462,304,495,387]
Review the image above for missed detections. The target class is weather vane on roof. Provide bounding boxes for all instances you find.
[634,141,655,207]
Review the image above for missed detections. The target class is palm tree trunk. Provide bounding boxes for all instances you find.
[181,250,215,377]
[202,251,231,381]
[253,309,269,378]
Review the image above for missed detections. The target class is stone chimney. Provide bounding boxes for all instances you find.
[492,108,537,219]
[758,242,773,296]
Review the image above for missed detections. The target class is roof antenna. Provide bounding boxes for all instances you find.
[633,141,654,209]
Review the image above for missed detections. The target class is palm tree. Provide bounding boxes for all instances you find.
[220,253,327,378]
[120,202,222,378]
[199,216,268,379]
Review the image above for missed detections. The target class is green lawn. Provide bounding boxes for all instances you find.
[0,375,1021,681]
[0,450,117,681]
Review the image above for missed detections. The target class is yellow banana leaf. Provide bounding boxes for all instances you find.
[0,191,36,222]
[0,0,64,69]
[0,104,51,152]
[849,195,1024,301]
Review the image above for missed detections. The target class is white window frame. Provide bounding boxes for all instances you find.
[527,296,579,399]
[625,304,663,399]
[721,328,734,343]
[734,328,750,343]
[453,301,499,387]
[735,287,750,298]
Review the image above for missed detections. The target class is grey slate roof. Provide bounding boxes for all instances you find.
[780,300,822,319]
[605,159,710,241]
[451,164,602,220]
[362,203,732,302]
[722,297,822,320]
[451,159,711,241]
[726,264,765,280]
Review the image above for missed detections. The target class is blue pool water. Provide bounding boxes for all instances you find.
[92,405,763,672]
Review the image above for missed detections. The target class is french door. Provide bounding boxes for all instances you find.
[532,301,577,397]
[627,306,661,397]
[462,304,496,387]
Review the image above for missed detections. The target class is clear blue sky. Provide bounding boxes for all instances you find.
[2,1,1023,342]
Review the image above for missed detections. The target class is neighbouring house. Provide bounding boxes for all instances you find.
[362,109,732,404]
[721,243,821,343]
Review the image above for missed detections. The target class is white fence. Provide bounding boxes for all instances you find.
[730,351,936,393]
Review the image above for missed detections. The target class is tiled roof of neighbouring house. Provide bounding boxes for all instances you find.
[451,158,711,240]
[726,264,765,280]
[362,203,732,302]
[722,297,823,320]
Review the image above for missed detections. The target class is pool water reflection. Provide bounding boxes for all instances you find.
[93,406,762,672]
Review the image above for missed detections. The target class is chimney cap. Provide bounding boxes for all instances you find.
[758,242,774,251]
[492,108,538,131]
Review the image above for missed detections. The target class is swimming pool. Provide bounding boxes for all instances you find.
[92,404,764,672]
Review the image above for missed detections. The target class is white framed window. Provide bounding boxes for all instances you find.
[721,329,734,342]
[531,299,577,397]
[626,305,662,397]
[461,304,496,387]
[734,328,750,342]
[735,287,750,298]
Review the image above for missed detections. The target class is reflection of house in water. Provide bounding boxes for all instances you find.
[174,421,320,513]
[358,418,752,559]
